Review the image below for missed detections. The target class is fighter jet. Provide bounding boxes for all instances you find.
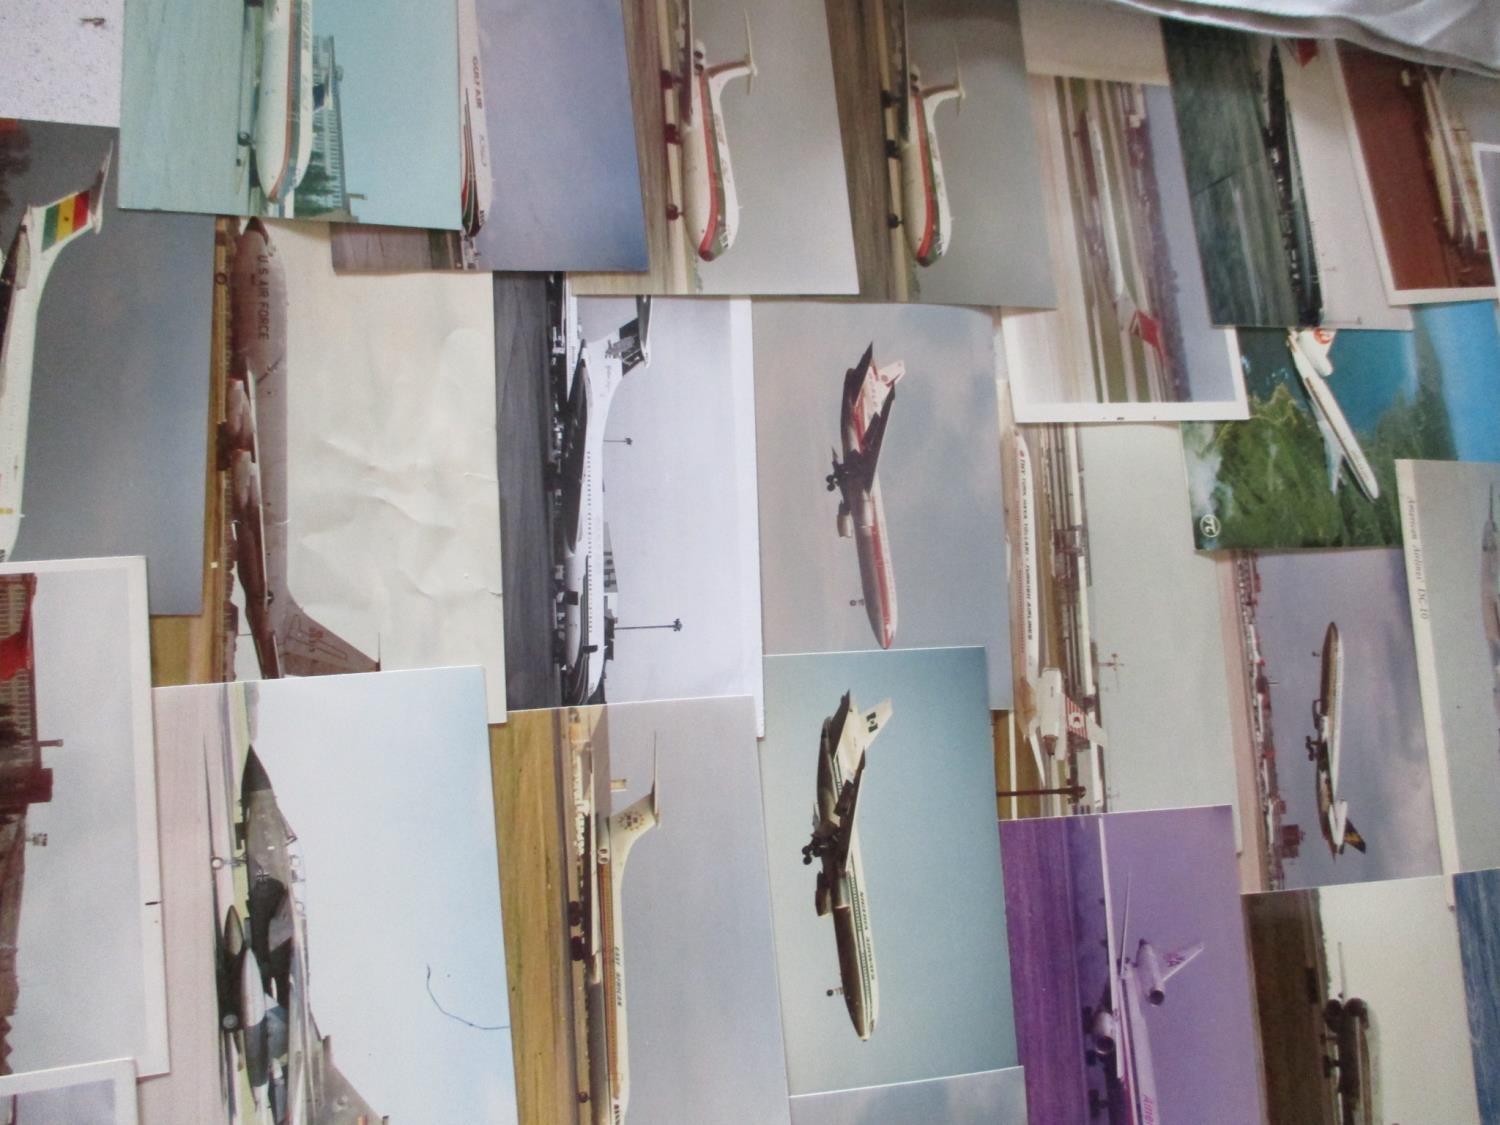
[1308,622,1366,856]
[1482,485,1500,726]
[1083,874,1204,1124]
[802,691,889,1040]
[457,0,493,239]
[225,219,379,679]
[550,286,652,704]
[826,344,904,650]
[0,147,110,562]
[1286,329,1380,503]
[665,5,757,261]
[888,2,964,267]
[239,0,316,203]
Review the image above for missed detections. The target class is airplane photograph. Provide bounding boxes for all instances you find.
[0,119,211,612]
[1002,75,1248,422]
[1000,806,1262,1124]
[824,0,1053,305]
[1245,876,1484,1124]
[760,648,1015,1100]
[571,0,855,297]
[493,698,788,1125]
[121,0,461,228]
[149,670,513,1124]
[213,219,506,719]
[1395,460,1500,874]
[1184,302,1500,551]
[1239,548,1439,889]
[754,301,1011,710]
[328,0,647,274]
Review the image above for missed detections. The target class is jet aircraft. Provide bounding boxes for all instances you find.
[802,691,889,1040]
[1407,67,1489,257]
[1307,622,1365,856]
[457,0,493,239]
[240,0,315,204]
[887,2,963,267]
[826,344,904,649]
[1286,329,1380,502]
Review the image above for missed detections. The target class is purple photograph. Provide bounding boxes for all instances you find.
[1000,805,1263,1124]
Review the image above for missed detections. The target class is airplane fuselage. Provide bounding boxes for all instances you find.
[252,0,315,204]
[1286,330,1380,502]
[681,50,753,262]
[1308,621,1359,855]
[458,0,492,238]
[898,75,960,267]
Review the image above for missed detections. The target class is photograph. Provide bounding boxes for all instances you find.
[825,0,1055,306]
[0,558,166,1077]
[497,283,762,719]
[493,696,789,1125]
[1245,875,1484,1124]
[146,669,513,1125]
[1221,548,1442,891]
[996,402,1249,881]
[789,1067,1027,1125]
[1397,459,1500,875]
[1336,43,1498,303]
[1184,303,1500,550]
[759,648,1016,1098]
[329,0,647,273]
[1000,806,1263,1125]
[754,301,1010,709]
[1003,75,1247,422]
[214,218,506,719]
[0,119,211,613]
[120,0,460,229]
[0,1059,137,1124]
[569,0,857,296]
[1455,868,1500,1123]
[1163,28,1414,330]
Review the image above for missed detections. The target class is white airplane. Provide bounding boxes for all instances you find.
[457,0,493,239]
[667,7,756,262]
[802,691,889,1040]
[243,0,315,203]
[1286,328,1380,502]
[1407,67,1488,256]
[889,3,964,267]
[826,345,904,649]
[551,287,652,703]
[1308,622,1365,856]
[0,148,110,562]
[1085,878,1204,1125]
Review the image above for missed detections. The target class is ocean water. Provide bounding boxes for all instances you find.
[1455,870,1500,1122]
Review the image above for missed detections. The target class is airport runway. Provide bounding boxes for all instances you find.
[494,275,563,711]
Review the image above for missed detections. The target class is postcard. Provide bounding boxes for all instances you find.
[1003,77,1248,422]
[1001,806,1263,1125]
[1397,459,1500,875]
[120,0,460,229]
[493,696,789,1125]
[760,649,1016,1097]
[0,120,211,614]
[145,670,514,1124]
[569,0,857,296]
[0,557,166,1077]
[213,219,506,719]
[1184,304,1500,550]
[1017,0,1167,86]
[789,1067,1027,1124]
[497,283,762,720]
[1223,548,1441,891]
[1246,875,1484,1123]
[1163,28,1414,330]
[0,4,122,128]
[826,0,1054,306]
[1455,868,1500,1121]
[329,0,647,273]
[0,1059,137,1123]
[996,401,1247,868]
[755,302,1010,708]
[1335,43,1499,303]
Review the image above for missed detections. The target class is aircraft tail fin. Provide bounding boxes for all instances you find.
[862,698,893,744]
[1341,815,1367,854]
[29,144,110,260]
[277,605,379,678]
[1159,941,1204,983]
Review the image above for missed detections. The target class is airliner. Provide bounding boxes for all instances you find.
[1307,622,1365,856]
[243,0,315,204]
[1406,66,1489,257]
[457,0,493,238]
[888,2,964,267]
[1286,328,1380,502]
[667,7,757,262]
[0,148,110,562]
[802,691,889,1040]
[550,286,652,703]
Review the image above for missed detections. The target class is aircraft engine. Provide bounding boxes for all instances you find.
[1089,1008,1117,1059]
[1141,945,1169,1005]
[836,504,854,539]
[815,869,831,917]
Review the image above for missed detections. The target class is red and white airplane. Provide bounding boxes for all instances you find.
[890,3,964,267]
[826,345,904,649]
[243,0,315,204]
[667,7,757,262]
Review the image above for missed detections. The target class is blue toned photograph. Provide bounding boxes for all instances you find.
[120,0,460,229]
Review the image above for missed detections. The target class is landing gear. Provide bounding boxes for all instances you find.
[664,124,682,146]
[880,88,898,110]
[885,138,900,160]
[666,203,683,221]
[567,900,584,927]
[887,213,902,230]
